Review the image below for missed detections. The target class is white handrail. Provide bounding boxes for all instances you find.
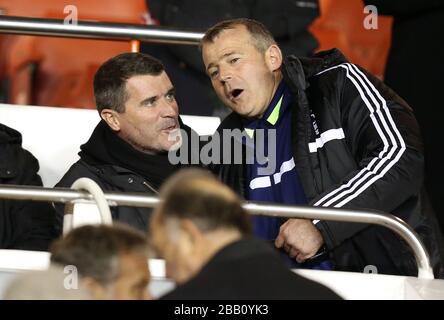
[0,15,203,45]
[63,178,112,235]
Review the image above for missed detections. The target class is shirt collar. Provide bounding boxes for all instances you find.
[262,80,287,125]
[243,80,291,138]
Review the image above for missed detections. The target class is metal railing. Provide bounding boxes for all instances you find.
[0,15,203,45]
[0,184,434,279]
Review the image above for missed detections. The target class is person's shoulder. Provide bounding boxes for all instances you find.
[55,159,101,188]
[0,126,41,183]
[291,48,350,79]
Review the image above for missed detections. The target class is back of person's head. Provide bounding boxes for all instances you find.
[156,168,251,235]
[94,52,165,114]
[201,18,276,54]
[3,265,90,300]
[150,168,251,283]
[50,223,151,300]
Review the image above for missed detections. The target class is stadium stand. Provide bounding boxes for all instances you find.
[0,0,149,108]
[0,0,443,301]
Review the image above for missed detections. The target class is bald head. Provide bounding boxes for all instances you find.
[150,169,251,283]
[154,168,251,235]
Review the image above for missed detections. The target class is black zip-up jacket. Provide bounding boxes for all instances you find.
[211,49,444,277]
[55,119,201,235]
[0,123,57,250]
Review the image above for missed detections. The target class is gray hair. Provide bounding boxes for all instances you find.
[49,224,148,286]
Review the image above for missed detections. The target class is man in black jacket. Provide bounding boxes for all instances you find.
[151,168,341,299]
[200,18,444,277]
[1,123,57,250]
[55,52,198,235]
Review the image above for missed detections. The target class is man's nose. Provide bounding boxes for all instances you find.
[219,66,232,84]
[161,99,178,117]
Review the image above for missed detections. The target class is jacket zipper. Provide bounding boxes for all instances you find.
[142,181,158,194]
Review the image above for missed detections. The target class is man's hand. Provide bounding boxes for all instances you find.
[275,218,324,263]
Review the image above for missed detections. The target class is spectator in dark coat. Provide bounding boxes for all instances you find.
[199,18,444,277]
[55,52,199,235]
[150,168,341,300]
[0,123,57,250]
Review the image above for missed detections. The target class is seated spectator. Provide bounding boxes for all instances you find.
[3,265,90,300]
[50,223,151,300]
[200,18,444,277]
[150,168,341,299]
[0,123,57,250]
[55,52,199,235]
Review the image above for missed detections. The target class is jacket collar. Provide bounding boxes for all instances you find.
[218,49,349,133]
[282,48,348,92]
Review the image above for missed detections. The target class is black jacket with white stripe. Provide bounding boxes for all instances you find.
[211,48,444,277]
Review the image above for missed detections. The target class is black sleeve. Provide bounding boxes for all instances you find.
[0,150,57,250]
[312,63,424,249]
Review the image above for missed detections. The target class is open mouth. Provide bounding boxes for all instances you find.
[162,122,179,133]
[229,88,244,101]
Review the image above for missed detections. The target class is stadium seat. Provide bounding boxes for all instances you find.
[309,0,393,79]
[0,0,150,108]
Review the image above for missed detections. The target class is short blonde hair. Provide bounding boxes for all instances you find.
[201,18,276,53]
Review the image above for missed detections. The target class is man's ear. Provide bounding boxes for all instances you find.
[265,44,283,72]
[100,109,121,132]
[180,219,204,251]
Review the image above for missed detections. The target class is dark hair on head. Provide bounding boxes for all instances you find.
[50,223,148,286]
[201,18,276,53]
[94,52,164,114]
[156,168,251,235]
